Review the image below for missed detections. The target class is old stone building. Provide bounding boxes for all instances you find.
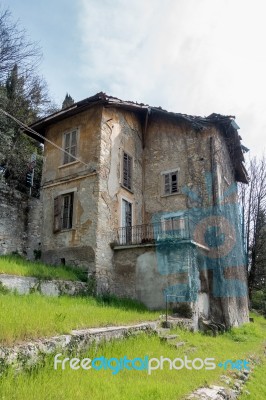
[30,92,249,329]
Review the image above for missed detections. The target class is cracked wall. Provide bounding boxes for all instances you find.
[40,107,102,273]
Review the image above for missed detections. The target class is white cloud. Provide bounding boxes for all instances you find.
[77,0,266,156]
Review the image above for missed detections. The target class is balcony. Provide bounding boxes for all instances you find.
[114,216,195,246]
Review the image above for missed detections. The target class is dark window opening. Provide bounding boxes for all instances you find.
[62,193,73,229]
[122,199,132,244]
[122,152,132,190]
[164,171,178,194]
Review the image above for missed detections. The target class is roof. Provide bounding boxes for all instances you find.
[30,92,249,184]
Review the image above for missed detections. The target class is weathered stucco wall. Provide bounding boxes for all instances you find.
[112,243,197,310]
[42,106,102,183]
[95,107,144,292]
[143,116,214,221]
[41,174,98,273]
[37,104,249,328]
[41,107,102,274]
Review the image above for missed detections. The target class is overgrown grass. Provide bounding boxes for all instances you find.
[239,358,266,400]
[0,314,265,400]
[251,289,266,316]
[0,254,86,281]
[0,291,159,345]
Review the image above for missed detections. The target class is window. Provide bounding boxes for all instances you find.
[122,152,132,190]
[53,193,74,232]
[63,130,77,164]
[163,171,178,195]
[121,198,133,244]
[160,215,185,239]
[161,216,185,232]
[122,199,132,228]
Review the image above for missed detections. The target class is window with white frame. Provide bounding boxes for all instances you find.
[161,215,185,232]
[122,152,132,191]
[63,130,77,164]
[162,170,178,195]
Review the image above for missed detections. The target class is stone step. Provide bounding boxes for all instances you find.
[175,341,186,347]
[159,334,179,342]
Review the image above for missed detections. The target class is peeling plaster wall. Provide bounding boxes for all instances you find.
[38,105,249,327]
[112,244,195,310]
[41,173,98,273]
[95,107,144,292]
[41,107,102,273]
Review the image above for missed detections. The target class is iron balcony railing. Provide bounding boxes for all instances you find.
[115,217,195,246]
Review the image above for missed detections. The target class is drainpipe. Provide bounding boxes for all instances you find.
[210,135,227,326]
[209,136,216,206]
[142,107,150,225]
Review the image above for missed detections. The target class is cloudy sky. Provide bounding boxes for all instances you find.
[4,0,266,157]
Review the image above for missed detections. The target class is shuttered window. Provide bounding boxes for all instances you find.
[53,193,74,232]
[163,171,178,194]
[53,196,61,232]
[122,152,132,190]
[63,130,77,164]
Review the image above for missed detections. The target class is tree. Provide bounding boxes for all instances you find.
[62,93,74,109]
[0,7,59,196]
[240,155,266,300]
[0,8,41,83]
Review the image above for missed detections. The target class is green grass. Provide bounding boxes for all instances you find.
[0,254,85,281]
[0,314,265,400]
[239,358,266,400]
[251,289,266,315]
[0,291,159,345]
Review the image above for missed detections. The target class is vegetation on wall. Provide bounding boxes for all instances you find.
[0,8,58,197]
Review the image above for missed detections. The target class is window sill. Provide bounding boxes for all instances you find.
[54,228,76,234]
[160,192,182,198]
[58,160,80,169]
[121,184,134,194]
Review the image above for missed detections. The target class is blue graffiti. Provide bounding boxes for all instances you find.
[153,173,248,301]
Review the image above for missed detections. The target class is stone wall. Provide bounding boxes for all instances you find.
[0,181,42,258]
[0,274,88,296]
[26,197,42,260]
[0,322,156,371]
[0,181,28,255]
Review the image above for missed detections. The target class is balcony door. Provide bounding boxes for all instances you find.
[122,199,132,244]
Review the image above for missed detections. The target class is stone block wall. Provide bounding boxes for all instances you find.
[0,181,28,255]
[0,181,41,258]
